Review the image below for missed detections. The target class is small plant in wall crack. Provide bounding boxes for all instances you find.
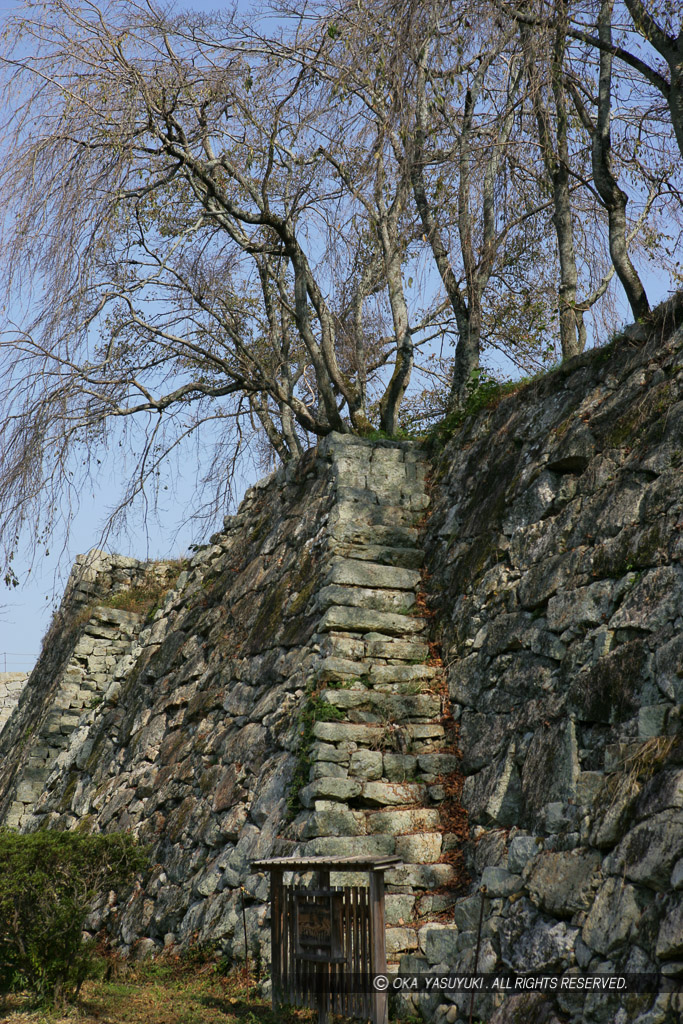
[286,683,346,818]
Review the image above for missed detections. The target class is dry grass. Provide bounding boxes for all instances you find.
[0,963,325,1024]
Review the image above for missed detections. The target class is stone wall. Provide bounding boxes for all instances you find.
[0,672,29,732]
[0,553,183,828]
[5,437,464,970]
[0,302,681,1023]
[421,302,683,1024]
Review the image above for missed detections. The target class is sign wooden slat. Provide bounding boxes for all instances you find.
[256,857,393,1024]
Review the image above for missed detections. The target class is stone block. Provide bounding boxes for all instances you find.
[610,566,683,631]
[481,866,524,897]
[365,807,441,834]
[581,877,649,954]
[369,664,440,684]
[576,771,604,806]
[606,809,683,889]
[361,782,427,806]
[635,769,683,821]
[500,901,578,971]
[525,849,602,915]
[452,895,484,932]
[309,741,351,765]
[383,754,418,782]
[395,832,442,864]
[508,834,541,874]
[349,749,383,780]
[419,924,459,964]
[326,558,421,592]
[318,605,425,637]
[299,778,362,807]
[521,721,579,817]
[671,857,683,890]
[317,584,417,614]
[386,927,419,955]
[656,900,683,959]
[365,637,428,660]
[301,835,396,858]
[385,894,416,925]
[417,753,460,775]
[315,656,363,683]
[312,721,382,744]
[385,864,459,889]
[637,705,670,740]
[463,743,522,826]
[310,761,348,780]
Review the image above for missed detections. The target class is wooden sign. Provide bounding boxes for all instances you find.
[252,854,401,1024]
[294,890,344,963]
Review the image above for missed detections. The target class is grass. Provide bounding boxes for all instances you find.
[0,961,327,1024]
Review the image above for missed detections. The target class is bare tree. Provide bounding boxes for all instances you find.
[0,0,430,575]
[0,0,680,583]
[285,0,562,408]
[556,0,683,161]
[566,0,651,320]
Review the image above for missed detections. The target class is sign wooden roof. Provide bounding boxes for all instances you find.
[252,854,402,872]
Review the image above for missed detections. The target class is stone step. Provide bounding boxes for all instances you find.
[361,781,428,806]
[365,807,442,834]
[329,542,424,570]
[318,606,426,637]
[368,664,441,684]
[385,863,460,890]
[395,832,443,864]
[331,501,423,529]
[328,520,419,549]
[326,558,421,591]
[310,720,443,752]
[317,584,416,615]
[318,688,441,720]
[364,637,429,661]
[300,835,397,858]
[315,657,365,684]
[341,485,427,512]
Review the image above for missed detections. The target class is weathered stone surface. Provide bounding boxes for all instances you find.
[526,850,602,916]
[508,834,542,874]
[419,923,459,964]
[521,721,579,820]
[318,605,425,636]
[546,581,613,632]
[581,877,651,955]
[606,810,683,890]
[655,901,683,959]
[385,863,460,889]
[349,749,383,780]
[299,778,362,807]
[480,866,524,897]
[365,807,441,834]
[4,310,683,1024]
[395,832,442,864]
[386,927,419,955]
[500,900,579,971]
[326,558,421,591]
[361,781,427,806]
[489,993,565,1024]
[463,743,522,826]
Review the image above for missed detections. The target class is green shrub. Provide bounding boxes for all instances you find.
[0,829,148,1006]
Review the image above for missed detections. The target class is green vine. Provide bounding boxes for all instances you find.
[286,683,347,818]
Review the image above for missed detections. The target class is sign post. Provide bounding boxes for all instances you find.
[253,854,401,1024]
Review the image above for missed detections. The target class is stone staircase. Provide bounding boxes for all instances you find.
[290,435,462,971]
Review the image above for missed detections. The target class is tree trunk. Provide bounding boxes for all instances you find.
[592,1,649,322]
